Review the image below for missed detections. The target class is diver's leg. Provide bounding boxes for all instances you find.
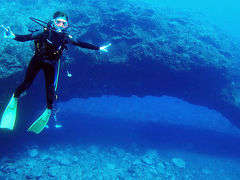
[14,56,41,98]
[44,61,62,128]
[27,61,55,134]
[43,62,56,110]
[1,56,41,130]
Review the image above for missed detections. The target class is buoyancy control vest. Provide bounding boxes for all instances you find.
[34,26,68,60]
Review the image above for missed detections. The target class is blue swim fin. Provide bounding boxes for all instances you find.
[0,94,18,130]
[28,108,52,134]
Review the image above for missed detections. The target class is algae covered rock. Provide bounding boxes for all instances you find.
[48,166,59,178]
[171,158,186,168]
[39,152,50,161]
[60,158,72,166]
[28,148,39,158]
[142,149,159,165]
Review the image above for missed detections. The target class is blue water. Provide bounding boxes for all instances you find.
[0,0,240,179]
[138,0,240,38]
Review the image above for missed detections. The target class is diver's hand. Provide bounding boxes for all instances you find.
[1,25,15,39]
[100,43,111,52]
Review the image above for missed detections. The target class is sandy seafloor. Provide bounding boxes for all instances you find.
[1,96,240,180]
[0,142,240,180]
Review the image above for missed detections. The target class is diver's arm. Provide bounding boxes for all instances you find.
[68,36,100,50]
[73,41,100,50]
[1,25,43,41]
[67,35,111,52]
[14,31,43,42]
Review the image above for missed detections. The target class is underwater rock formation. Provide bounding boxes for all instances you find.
[0,0,240,127]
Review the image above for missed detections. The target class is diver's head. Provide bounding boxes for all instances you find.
[52,11,69,32]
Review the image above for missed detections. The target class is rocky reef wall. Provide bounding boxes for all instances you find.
[0,0,240,127]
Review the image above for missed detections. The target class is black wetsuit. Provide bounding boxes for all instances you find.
[13,28,99,109]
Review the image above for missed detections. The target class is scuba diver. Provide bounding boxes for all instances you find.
[0,11,111,134]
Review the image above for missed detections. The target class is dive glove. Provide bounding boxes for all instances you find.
[1,25,15,39]
[100,43,111,52]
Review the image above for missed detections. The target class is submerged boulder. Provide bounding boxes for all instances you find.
[171,158,186,169]
[0,0,240,128]
[28,148,39,158]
